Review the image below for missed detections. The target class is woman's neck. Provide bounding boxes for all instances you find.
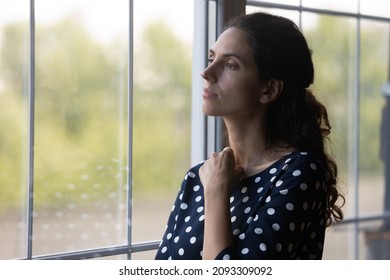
[224,118,293,177]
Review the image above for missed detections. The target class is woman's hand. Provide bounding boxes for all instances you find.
[199,147,244,193]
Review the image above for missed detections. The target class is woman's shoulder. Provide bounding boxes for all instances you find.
[183,161,205,180]
[243,151,323,182]
[276,151,325,185]
[282,150,322,164]
[177,161,205,191]
[274,150,324,175]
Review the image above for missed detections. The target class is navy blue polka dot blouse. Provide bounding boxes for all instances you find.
[155,151,327,260]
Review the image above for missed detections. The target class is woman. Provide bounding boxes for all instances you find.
[155,12,344,260]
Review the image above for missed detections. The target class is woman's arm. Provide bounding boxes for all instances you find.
[199,147,243,259]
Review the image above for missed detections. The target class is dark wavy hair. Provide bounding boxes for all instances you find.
[225,12,344,227]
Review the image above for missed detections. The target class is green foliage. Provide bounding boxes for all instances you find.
[0,18,191,208]
[0,23,29,208]
[132,21,191,196]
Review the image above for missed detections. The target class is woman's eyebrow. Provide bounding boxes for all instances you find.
[209,49,244,61]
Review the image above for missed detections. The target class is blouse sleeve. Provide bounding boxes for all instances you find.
[155,163,204,260]
[215,154,327,260]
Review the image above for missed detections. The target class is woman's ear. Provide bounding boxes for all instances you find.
[258,79,283,103]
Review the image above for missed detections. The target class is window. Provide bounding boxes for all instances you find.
[0,0,194,260]
[1,0,390,260]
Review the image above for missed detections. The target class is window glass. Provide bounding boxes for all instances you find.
[360,0,390,18]
[0,0,29,260]
[248,0,301,6]
[359,19,389,259]
[32,0,129,256]
[131,0,193,259]
[246,6,301,25]
[303,14,358,259]
[0,0,193,260]
[301,0,359,13]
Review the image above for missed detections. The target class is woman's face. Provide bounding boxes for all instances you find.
[201,27,265,118]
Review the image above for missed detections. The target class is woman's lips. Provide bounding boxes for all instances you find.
[202,89,217,98]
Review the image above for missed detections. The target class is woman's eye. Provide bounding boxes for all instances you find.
[225,63,237,70]
[207,58,214,65]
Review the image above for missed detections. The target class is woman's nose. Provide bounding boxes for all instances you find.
[201,63,216,82]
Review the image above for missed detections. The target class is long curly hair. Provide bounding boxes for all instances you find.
[225,12,345,227]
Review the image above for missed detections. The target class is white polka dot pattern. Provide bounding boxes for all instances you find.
[155,151,327,260]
